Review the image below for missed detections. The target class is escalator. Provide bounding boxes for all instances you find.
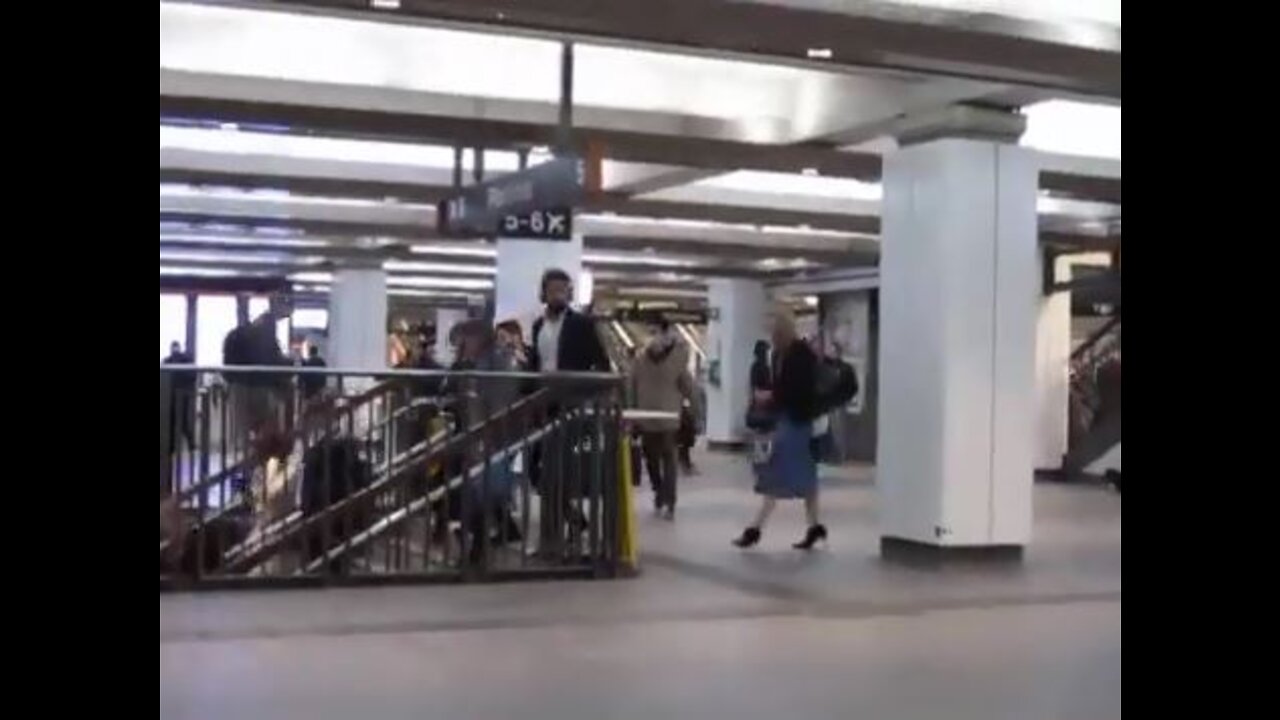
[1062,316,1121,481]
[624,322,653,354]
[674,323,707,364]
[598,319,636,373]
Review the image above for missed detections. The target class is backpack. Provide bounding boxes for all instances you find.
[814,357,858,414]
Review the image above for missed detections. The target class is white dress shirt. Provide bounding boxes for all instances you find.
[537,314,564,372]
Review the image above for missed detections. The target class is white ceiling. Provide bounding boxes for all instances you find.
[160,1,1018,145]
[159,1,1120,297]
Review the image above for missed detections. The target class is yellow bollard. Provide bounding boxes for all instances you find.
[618,433,640,572]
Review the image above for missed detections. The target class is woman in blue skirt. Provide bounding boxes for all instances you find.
[734,314,828,550]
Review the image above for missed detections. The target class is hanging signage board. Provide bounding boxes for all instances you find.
[437,156,584,238]
[498,207,573,241]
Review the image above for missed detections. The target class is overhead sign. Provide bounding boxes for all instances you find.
[499,207,572,241]
[437,156,584,237]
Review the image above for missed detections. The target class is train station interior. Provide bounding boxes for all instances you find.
[159,2,1121,717]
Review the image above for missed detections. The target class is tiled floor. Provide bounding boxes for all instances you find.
[160,451,1122,720]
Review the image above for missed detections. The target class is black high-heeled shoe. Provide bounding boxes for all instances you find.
[793,524,828,550]
[732,527,762,548]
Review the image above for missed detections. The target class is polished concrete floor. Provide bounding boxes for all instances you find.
[160,451,1122,720]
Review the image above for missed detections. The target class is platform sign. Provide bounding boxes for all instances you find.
[499,207,573,241]
[437,156,584,238]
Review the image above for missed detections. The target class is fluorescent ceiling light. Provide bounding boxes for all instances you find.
[158,250,314,265]
[614,287,706,299]
[160,266,247,278]
[1036,196,1118,218]
[390,277,494,290]
[291,272,494,290]
[1021,100,1121,160]
[160,233,330,248]
[159,183,434,210]
[409,245,496,258]
[582,253,698,268]
[290,284,472,299]
[696,170,883,201]
[289,272,334,284]
[389,289,475,298]
[385,261,495,275]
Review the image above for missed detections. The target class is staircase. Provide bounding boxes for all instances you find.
[1063,316,1121,479]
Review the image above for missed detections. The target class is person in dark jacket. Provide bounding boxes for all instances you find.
[163,341,196,453]
[745,339,775,432]
[223,300,292,451]
[749,339,772,393]
[443,320,525,560]
[528,268,610,374]
[527,269,609,555]
[733,312,827,551]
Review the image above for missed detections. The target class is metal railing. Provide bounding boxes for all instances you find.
[160,365,626,590]
[1068,317,1121,449]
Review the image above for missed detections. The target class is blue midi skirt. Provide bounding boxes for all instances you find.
[752,417,817,499]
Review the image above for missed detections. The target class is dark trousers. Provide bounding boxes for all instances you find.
[641,430,678,510]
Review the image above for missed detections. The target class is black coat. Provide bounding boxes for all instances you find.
[750,357,772,392]
[772,340,819,424]
[529,309,610,373]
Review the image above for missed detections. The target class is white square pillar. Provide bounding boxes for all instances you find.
[328,268,388,371]
[705,278,766,445]
[878,139,1038,554]
[434,308,469,365]
[1034,256,1072,470]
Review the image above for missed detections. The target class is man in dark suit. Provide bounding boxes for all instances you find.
[527,268,609,558]
[528,268,610,374]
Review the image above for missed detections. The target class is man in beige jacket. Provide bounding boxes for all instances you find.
[630,318,697,520]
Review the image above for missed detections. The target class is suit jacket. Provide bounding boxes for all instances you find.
[529,309,610,373]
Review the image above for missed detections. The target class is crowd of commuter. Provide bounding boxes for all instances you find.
[161,269,861,573]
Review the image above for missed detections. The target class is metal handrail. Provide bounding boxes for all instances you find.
[159,365,621,382]
[1070,316,1121,363]
[221,390,555,574]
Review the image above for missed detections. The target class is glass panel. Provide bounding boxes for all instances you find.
[196,295,238,367]
[160,294,188,360]
[293,308,329,329]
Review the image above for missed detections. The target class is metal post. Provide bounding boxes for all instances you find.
[452,146,464,189]
[557,41,574,154]
[185,293,198,360]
